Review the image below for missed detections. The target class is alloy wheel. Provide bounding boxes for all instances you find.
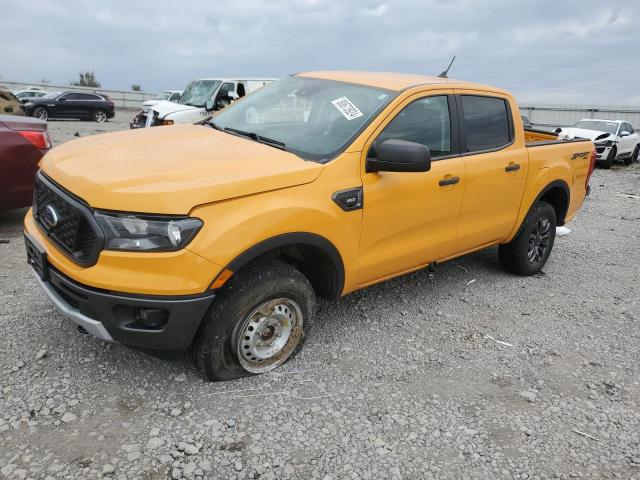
[527,217,551,264]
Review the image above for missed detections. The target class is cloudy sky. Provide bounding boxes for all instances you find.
[2,0,638,105]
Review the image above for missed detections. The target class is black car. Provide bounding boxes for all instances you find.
[23,91,115,122]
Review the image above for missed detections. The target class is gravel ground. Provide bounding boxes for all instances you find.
[1,111,639,479]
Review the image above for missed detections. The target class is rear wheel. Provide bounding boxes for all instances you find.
[499,201,556,276]
[93,110,107,122]
[33,107,48,121]
[599,147,615,169]
[192,260,315,381]
[629,145,639,164]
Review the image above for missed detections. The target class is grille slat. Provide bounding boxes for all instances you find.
[34,174,102,266]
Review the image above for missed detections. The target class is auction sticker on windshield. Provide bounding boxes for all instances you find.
[331,97,363,121]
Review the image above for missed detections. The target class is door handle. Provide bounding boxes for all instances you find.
[505,163,521,172]
[439,176,460,186]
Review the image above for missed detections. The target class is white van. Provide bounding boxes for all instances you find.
[141,78,274,128]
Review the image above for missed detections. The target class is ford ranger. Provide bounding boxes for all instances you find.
[24,71,596,381]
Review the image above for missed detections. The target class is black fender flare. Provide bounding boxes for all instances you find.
[521,179,570,231]
[215,232,345,299]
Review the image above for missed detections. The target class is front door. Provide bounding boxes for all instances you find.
[358,92,466,286]
[453,92,528,252]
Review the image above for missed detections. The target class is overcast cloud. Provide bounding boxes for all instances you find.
[2,0,638,105]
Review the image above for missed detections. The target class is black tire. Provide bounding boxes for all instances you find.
[192,259,315,381]
[599,147,615,169]
[629,145,639,164]
[32,107,48,121]
[499,201,556,276]
[93,109,108,122]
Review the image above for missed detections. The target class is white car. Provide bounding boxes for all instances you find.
[13,89,48,103]
[142,78,274,127]
[130,90,183,128]
[559,119,640,168]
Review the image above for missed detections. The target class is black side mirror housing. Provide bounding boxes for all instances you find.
[366,139,432,173]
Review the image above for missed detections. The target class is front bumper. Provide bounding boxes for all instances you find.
[595,145,612,160]
[31,262,215,350]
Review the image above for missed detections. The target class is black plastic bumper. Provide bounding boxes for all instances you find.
[42,266,215,350]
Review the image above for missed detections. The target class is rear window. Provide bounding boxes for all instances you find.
[461,96,511,152]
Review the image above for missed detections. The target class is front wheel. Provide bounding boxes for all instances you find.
[628,145,639,165]
[33,107,48,121]
[599,147,615,169]
[93,109,107,122]
[192,260,315,381]
[499,201,557,276]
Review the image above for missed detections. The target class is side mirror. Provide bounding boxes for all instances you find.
[59,97,67,102]
[227,91,239,100]
[366,139,432,173]
[205,99,214,111]
[620,131,630,137]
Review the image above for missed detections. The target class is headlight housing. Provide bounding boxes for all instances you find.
[595,139,613,147]
[95,212,202,252]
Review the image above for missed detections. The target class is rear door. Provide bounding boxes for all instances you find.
[358,92,466,285]
[453,92,528,253]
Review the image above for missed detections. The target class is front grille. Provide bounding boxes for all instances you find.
[34,173,104,266]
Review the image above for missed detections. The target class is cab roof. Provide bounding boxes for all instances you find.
[298,70,504,93]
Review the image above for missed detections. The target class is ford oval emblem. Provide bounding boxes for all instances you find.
[43,205,59,228]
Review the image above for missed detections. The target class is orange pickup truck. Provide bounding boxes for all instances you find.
[24,71,596,380]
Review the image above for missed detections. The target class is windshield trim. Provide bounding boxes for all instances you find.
[213,76,398,164]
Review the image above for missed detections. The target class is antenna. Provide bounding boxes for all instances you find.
[438,56,456,78]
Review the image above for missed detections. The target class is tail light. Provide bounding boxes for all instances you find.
[18,130,51,150]
[585,150,596,192]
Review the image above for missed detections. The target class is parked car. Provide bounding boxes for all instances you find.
[0,115,51,211]
[129,90,183,129]
[0,89,25,116]
[14,90,48,103]
[24,71,595,380]
[23,91,115,122]
[558,119,640,168]
[138,78,274,128]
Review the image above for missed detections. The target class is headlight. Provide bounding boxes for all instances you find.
[25,102,33,106]
[595,139,613,147]
[95,212,202,251]
[160,119,174,125]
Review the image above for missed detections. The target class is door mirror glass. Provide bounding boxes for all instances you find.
[366,139,432,173]
[620,131,630,137]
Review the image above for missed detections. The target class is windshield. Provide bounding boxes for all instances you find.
[212,76,395,161]
[155,92,171,100]
[179,80,221,108]
[574,120,619,135]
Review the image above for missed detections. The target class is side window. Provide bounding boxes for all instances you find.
[374,96,452,158]
[215,82,235,109]
[461,95,511,152]
[61,93,79,100]
[625,123,634,134]
[75,93,100,100]
[170,92,180,102]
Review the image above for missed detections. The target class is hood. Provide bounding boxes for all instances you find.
[142,99,160,108]
[150,100,198,118]
[558,127,614,142]
[40,124,323,214]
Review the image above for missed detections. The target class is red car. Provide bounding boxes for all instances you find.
[0,115,51,211]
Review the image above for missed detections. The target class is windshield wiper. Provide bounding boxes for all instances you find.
[223,127,287,151]
[202,119,222,130]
